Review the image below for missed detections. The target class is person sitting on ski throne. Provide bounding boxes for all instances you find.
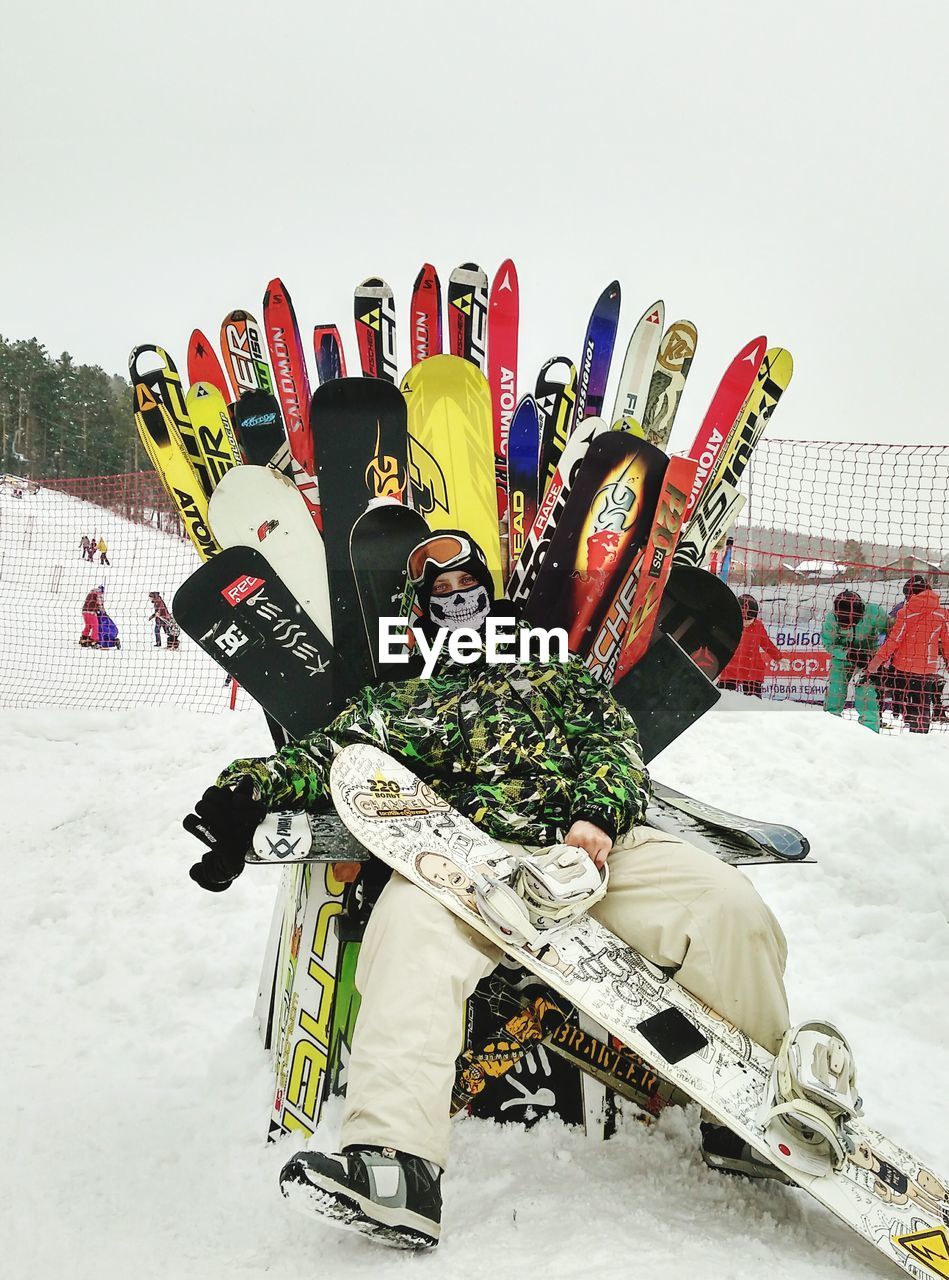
[185,528,856,1250]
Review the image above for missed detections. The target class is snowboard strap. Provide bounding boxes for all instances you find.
[760,1020,862,1175]
[473,873,540,947]
[513,845,608,926]
[473,847,609,948]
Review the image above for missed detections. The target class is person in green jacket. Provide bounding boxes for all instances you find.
[184,530,792,1249]
[821,589,891,732]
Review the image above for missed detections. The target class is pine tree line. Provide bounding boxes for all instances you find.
[0,335,141,479]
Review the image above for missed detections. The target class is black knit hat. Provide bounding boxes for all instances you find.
[904,575,930,596]
[833,589,865,623]
[737,594,760,620]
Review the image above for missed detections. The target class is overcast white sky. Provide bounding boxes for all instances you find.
[2,0,947,447]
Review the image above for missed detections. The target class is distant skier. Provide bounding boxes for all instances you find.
[80,586,102,647]
[718,594,781,698]
[866,576,949,734]
[80,535,91,560]
[184,529,796,1248]
[821,590,890,733]
[148,592,180,649]
[97,537,110,566]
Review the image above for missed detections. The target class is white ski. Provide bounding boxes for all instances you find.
[610,300,664,429]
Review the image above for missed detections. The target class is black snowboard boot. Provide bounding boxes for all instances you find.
[279,1145,442,1249]
[701,1122,791,1183]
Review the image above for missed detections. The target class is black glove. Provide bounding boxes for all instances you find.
[184,777,267,892]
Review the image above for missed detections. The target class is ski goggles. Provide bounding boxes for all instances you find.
[407,534,476,587]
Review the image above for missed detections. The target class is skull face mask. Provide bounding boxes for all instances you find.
[428,584,491,632]
[406,529,498,642]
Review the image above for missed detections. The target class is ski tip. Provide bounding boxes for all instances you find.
[263,279,290,306]
[413,263,440,288]
[739,335,769,364]
[763,346,794,381]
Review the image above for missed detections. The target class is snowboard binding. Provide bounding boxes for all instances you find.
[474,845,608,947]
[759,1020,863,1176]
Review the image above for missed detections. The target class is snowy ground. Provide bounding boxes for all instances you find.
[2,693,948,1279]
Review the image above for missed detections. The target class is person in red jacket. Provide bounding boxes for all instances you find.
[867,576,949,734]
[718,594,781,698]
[80,586,103,647]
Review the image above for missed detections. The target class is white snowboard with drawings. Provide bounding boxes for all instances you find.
[330,742,949,1280]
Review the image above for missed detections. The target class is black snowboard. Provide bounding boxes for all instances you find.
[522,432,668,654]
[172,546,338,736]
[233,389,292,474]
[312,378,409,696]
[649,782,811,862]
[656,566,742,679]
[460,968,586,1129]
[612,632,721,762]
[350,502,429,679]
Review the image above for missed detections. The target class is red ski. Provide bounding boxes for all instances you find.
[263,278,314,474]
[487,259,519,515]
[313,325,347,383]
[409,264,443,365]
[187,329,230,403]
[607,454,698,683]
[682,336,766,521]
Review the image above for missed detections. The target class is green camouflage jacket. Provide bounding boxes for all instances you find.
[218,651,650,845]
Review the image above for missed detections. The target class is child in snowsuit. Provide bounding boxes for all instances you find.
[80,587,103,646]
[867,577,949,734]
[821,590,890,732]
[184,530,793,1249]
[98,537,110,566]
[148,592,180,648]
[718,594,780,697]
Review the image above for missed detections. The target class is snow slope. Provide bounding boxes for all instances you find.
[0,482,252,714]
[2,693,948,1280]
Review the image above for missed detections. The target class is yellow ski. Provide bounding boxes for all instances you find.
[185,381,243,488]
[130,345,221,561]
[674,348,792,570]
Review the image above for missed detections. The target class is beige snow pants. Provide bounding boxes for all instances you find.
[340,825,791,1168]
